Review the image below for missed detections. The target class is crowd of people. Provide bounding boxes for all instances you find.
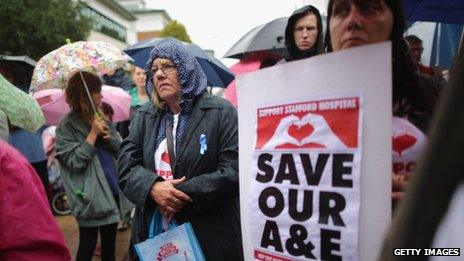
[0,0,455,260]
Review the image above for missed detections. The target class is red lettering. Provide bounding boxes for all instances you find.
[393,161,417,174]
[393,163,404,174]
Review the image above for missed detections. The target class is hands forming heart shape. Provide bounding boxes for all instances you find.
[262,113,347,149]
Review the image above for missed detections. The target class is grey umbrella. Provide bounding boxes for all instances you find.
[0,55,37,92]
[224,17,288,59]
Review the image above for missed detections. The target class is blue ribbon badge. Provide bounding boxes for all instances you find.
[199,134,207,155]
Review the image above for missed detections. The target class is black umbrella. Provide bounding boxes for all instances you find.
[124,37,235,87]
[404,0,464,24]
[224,17,288,59]
[0,55,36,92]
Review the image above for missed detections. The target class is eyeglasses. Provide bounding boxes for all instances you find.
[152,64,177,75]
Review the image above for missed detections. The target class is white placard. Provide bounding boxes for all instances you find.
[238,42,392,261]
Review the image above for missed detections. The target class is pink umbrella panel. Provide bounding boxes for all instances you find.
[224,52,282,107]
[33,85,132,125]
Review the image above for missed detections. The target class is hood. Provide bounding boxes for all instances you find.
[144,40,207,106]
[284,5,323,61]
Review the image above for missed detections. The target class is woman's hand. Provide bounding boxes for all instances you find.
[93,116,111,140]
[150,176,192,216]
[86,117,111,145]
[392,173,411,206]
[98,121,111,142]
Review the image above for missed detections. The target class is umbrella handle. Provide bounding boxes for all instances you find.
[78,70,99,117]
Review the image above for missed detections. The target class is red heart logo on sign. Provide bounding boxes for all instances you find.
[392,134,417,156]
[288,123,314,143]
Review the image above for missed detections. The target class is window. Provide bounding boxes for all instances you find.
[81,5,127,42]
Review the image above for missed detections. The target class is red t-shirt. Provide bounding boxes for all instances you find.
[419,64,434,76]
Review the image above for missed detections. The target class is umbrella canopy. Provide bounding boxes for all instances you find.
[224,17,288,59]
[124,37,234,87]
[224,52,281,107]
[406,22,463,68]
[404,0,464,24]
[0,55,36,92]
[30,41,132,91]
[33,85,131,125]
[0,74,45,132]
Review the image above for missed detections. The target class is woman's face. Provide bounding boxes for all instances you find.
[329,0,393,51]
[152,58,180,103]
[132,66,146,88]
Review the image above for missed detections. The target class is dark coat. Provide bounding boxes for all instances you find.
[118,93,243,260]
[55,112,133,227]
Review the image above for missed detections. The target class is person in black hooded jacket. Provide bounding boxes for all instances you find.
[283,5,324,62]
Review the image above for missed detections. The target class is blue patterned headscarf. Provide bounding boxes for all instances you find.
[145,41,207,154]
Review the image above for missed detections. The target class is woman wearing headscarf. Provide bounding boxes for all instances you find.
[324,0,435,206]
[118,41,243,260]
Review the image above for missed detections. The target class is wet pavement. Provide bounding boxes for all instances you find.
[55,215,131,261]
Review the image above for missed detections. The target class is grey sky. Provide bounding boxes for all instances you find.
[146,0,328,63]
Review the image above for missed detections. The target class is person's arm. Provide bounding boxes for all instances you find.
[392,172,412,208]
[175,102,239,213]
[118,110,191,215]
[55,119,99,173]
[118,111,159,210]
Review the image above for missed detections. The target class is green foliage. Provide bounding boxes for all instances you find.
[0,0,91,60]
[160,20,192,43]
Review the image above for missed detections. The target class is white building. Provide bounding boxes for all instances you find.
[79,0,172,49]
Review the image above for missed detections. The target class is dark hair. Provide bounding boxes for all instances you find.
[324,0,434,131]
[324,0,406,51]
[101,102,114,121]
[284,5,324,61]
[404,35,423,45]
[66,71,102,123]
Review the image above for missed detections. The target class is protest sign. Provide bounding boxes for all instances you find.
[237,42,392,260]
[252,94,362,260]
[392,117,427,175]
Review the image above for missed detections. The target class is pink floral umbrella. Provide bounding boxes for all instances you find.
[33,85,131,125]
[30,41,132,116]
[31,41,132,91]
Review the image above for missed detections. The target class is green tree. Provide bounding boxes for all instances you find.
[160,20,192,43]
[0,0,91,60]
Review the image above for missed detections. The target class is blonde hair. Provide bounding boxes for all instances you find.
[127,64,136,74]
[150,86,181,110]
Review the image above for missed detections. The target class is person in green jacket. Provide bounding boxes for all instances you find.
[55,71,129,261]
